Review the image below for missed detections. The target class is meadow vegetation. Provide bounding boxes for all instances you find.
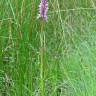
[0,0,96,96]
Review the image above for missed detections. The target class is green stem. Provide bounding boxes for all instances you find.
[40,21,45,96]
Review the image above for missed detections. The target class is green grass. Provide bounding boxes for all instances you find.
[0,0,96,96]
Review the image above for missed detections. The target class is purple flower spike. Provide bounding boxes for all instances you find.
[37,0,48,21]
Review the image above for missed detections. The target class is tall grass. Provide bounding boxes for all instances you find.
[0,0,96,96]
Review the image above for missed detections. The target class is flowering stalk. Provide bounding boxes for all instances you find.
[38,0,48,95]
[38,0,49,21]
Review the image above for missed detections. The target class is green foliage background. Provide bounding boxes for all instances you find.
[0,0,96,96]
